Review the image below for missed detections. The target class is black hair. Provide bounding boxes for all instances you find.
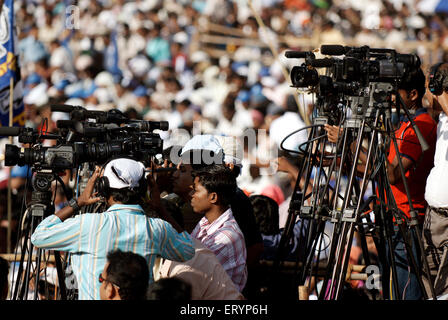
[398,66,426,106]
[432,63,448,94]
[231,165,241,179]
[285,94,298,113]
[108,174,148,205]
[223,93,236,111]
[105,250,149,300]
[249,195,280,235]
[191,165,237,207]
[147,277,192,300]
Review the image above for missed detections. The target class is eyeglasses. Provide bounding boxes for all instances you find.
[98,273,120,288]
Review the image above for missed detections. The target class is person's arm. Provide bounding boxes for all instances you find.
[146,171,184,232]
[386,118,431,185]
[157,219,195,262]
[325,124,369,175]
[31,168,102,250]
[54,167,102,222]
[385,147,416,185]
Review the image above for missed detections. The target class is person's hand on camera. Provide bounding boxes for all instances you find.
[77,166,102,207]
[146,171,161,208]
[324,124,342,143]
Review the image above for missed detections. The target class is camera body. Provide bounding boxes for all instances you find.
[286,45,421,124]
[2,106,169,171]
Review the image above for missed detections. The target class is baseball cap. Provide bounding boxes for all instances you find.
[103,158,145,189]
[214,135,243,168]
[180,135,224,165]
[181,135,223,156]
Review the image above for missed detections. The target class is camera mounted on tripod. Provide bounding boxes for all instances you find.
[1,104,169,171]
[285,44,421,127]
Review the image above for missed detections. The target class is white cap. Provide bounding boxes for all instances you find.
[95,71,115,88]
[24,83,48,106]
[214,135,243,167]
[103,158,145,189]
[181,134,223,156]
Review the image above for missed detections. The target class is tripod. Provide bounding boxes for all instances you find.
[274,82,437,300]
[10,170,69,300]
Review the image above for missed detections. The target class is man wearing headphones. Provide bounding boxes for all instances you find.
[422,62,448,299]
[31,158,195,300]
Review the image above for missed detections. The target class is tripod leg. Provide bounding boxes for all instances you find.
[377,172,402,300]
[12,211,31,300]
[53,251,67,300]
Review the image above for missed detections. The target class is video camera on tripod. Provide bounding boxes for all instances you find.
[285,45,422,128]
[288,45,421,88]
[269,45,435,301]
[1,104,169,171]
[0,104,170,300]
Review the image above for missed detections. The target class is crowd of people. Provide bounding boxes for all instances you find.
[1,0,448,301]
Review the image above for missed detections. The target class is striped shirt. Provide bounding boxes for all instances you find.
[31,204,195,300]
[190,208,247,291]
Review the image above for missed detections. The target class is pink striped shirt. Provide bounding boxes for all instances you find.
[191,208,247,291]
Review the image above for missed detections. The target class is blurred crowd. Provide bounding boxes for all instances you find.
[1,0,448,274]
[6,0,448,187]
[0,0,447,301]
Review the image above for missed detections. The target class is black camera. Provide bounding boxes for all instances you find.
[285,51,319,88]
[316,45,421,85]
[1,105,169,171]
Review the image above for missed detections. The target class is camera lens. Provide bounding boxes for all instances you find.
[5,144,19,166]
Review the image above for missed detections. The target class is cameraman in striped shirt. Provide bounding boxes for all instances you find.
[31,158,195,300]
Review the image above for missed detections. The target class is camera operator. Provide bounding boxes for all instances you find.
[422,62,448,299]
[31,158,195,300]
[325,67,437,299]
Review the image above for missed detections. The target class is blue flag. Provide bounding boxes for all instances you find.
[0,0,25,127]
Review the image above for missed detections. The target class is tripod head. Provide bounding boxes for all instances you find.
[26,170,57,226]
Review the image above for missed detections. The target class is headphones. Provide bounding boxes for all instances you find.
[96,173,110,198]
[429,62,448,96]
[95,156,146,199]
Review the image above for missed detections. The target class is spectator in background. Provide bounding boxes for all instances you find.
[100,250,149,300]
[146,23,171,66]
[249,194,307,262]
[269,94,308,154]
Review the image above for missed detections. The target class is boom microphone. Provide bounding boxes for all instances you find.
[285,51,315,59]
[320,45,348,56]
[311,58,335,68]
[0,127,21,136]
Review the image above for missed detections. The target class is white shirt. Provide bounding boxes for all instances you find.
[269,112,308,152]
[425,112,448,207]
[50,46,75,74]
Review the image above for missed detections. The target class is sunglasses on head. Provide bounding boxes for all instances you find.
[98,273,120,288]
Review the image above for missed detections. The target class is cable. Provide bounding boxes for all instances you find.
[279,124,328,155]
